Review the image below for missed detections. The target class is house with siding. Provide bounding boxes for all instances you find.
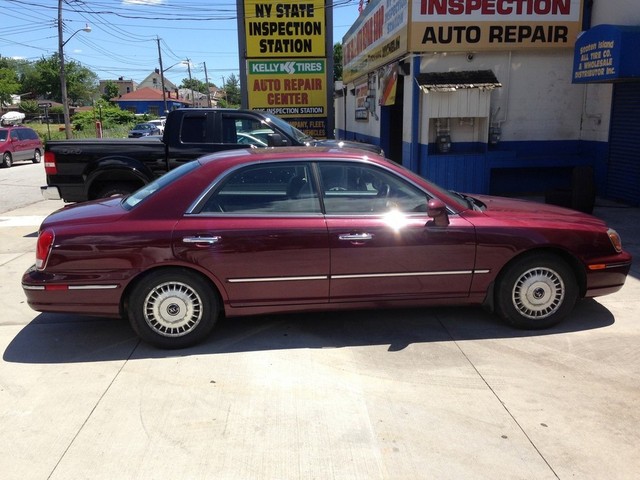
[112,87,189,116]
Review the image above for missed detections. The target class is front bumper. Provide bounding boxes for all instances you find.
[584,252,633,298]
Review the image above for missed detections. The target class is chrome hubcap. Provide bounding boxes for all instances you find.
[143,281,203,337]
[512,267,565,320]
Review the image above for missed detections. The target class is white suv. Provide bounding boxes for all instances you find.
[147,119,165,134]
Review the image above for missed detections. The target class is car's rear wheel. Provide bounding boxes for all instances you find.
[128,269,220,348]
[32,149,42,164]
[495,253,578,329]
[2,152,12,168]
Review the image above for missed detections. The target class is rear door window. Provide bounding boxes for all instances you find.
[200,162,320,214]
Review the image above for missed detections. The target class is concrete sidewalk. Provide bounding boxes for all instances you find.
[0,198,638,480]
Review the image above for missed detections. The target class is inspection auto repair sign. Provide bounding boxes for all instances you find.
[244,0,325,57]
[247,59,327,117]
[411,0,583,51]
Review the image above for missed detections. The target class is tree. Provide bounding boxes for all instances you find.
[0,57,35,105]
[19,100,39,114]
[22,55,98,106]
[180,78,210,94]
[64,60,99,105]
[0,66,20,107]
[333,43,343,81]
[220,73,241,108]
[102,81,120,102]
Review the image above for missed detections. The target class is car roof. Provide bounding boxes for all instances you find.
[197,146,387,167]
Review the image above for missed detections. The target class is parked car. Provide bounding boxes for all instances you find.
[146,119,165,134]
[22,147,632,349]
[0,126,43,168]
[236,131,268,148]
[128,122,161,138]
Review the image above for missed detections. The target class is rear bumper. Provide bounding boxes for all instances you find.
[22,265,123,317]
[40,185,61,200]
[41,183,88,202]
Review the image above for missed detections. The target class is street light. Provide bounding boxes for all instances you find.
[159,59,189,114]
[58,2,91,139]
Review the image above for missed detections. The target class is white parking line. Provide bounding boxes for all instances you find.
[0,216,45,227]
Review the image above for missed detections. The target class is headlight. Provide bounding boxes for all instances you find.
[607,228,623,253]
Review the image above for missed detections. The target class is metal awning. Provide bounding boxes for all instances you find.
[573,24,640,84]
[417,70,502,92]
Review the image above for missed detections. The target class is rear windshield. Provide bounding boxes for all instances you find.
[122,161,200,210]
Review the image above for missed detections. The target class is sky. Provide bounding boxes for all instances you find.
[0,0,364,88]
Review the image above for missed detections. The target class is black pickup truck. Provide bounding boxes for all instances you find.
[42,108,382,202]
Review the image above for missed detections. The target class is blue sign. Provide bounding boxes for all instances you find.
[572,24,640,83]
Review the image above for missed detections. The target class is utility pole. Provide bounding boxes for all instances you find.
[58,0,90,139]
[204,62,212,107]
[186,58,195,107]
[157,37,168,115]
[57,0,70,138]
[221,76,228,105]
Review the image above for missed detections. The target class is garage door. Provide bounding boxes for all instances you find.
[607,82,640,206]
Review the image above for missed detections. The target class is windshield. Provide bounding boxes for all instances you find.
[261,113,313,144]
[122,161,200,210]
[389,161,476,211]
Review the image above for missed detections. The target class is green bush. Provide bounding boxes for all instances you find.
[72,104,136,132]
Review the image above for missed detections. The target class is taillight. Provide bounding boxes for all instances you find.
[44,151,57,175]
[36,229,55,270]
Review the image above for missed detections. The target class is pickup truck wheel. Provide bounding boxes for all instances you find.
[2,152,12,168]
[96,183,137,198]
[128,269,220,349]
[32,149,42,164]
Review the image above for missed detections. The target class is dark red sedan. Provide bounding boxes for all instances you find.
[22,148,632,348]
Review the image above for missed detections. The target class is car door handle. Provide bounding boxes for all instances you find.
[183,236,221,245]
[338,233,373,241]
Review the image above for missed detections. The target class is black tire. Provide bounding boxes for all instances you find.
[2,152,12,168]
[495,253,578,329]
[96,182,137,199]
[128,269,220,348]
[570,166,596,214]
[32,149,42,164]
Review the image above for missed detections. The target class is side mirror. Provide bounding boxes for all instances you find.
[427,198,450,227]
[267,133,286,147]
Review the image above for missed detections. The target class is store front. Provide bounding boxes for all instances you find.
[573,24,640,205]
[337,0,601,197]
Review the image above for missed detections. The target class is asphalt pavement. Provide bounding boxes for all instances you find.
[0,190,638,479]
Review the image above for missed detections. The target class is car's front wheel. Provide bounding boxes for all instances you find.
[2,152,12,168]
[128,269,220,348]
[495,253,578,329]
[32,149,42,163]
